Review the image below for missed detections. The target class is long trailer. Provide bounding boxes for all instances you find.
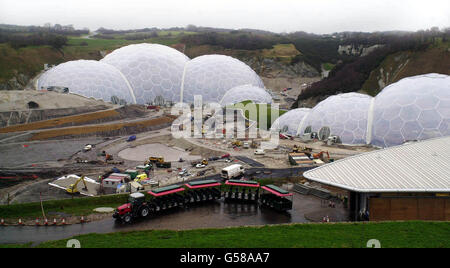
[113,179,293,223]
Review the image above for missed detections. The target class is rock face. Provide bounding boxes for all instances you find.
[243,57,319,78]
[0,73,30,91]
[338,44,384,57]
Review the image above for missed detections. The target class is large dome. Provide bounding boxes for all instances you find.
[371,73,450,147]
[181,55,264,103]
[37,60,135,104]
[302,93,373,144]
[220,85,272,106]
[101,43,189,104]
[271,108,311,136]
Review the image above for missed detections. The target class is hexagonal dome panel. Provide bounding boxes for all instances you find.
[37,60,135,104]
[302,93,373,144]
[101,43,189,104]
[271,108,311,136]
[371,73,450,147]
[220,85,272,106]
[182,55,264,103]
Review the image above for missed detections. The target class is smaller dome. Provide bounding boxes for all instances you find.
[38,60,135,104]
[182,54,264,103]
[220,85,273,106]
[271,108,311,136]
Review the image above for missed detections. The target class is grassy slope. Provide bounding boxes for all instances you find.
[0,34,185,83]
[2,221,447,248]
[361,40,450,96]
[0,194,129,220]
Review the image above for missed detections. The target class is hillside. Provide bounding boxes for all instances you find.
[360,40,450,96]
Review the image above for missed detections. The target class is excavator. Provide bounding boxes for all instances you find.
[149,156,171,168]
[66,176,88,194]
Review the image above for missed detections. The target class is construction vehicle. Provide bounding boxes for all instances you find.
[105,154,114,162]
[66,176,88,194]
[250,140,259,149]
[313,151,330,161]
[149,156,164,163]
[232,140,242,147]
[221,164,245,180]
[134,173,149,182]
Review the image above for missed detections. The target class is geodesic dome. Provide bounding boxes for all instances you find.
[370,73,450,147]
[101,43,189,104]
[37,60,135,104]
[271,108,311,136]
[181,55,264,104]
[302,93,373,144]
[220,85,272,106]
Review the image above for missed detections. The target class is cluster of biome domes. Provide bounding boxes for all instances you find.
[37,43,268,106]
[272,73,450,147]
[37,44,449,148]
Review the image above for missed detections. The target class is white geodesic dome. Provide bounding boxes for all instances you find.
[271,108,311,135]
[220,85,272,106]
[37,60,135,104]
[181,55,264,104]
[302,93,373,144]
[101,43,189,104]
[370,73,450,147]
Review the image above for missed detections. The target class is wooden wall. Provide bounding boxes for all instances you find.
[370,197,450,221]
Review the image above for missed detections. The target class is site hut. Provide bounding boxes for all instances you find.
[124,169,139,180]
[260,184,294,211]
[303,136,450,221]
[223,179,260,202]
[184,179,222,203]
[147,185,186,211]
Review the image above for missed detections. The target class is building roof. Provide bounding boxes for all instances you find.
[303,136,450,193]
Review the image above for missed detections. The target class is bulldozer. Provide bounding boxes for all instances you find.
[66,176,88,194]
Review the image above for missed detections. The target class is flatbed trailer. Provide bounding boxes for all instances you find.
[223,179,260,203]
[184,179,222,203]
[260,184,293,211]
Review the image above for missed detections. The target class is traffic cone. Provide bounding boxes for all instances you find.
[44,218,48,226]
[61,218,66,225]
[35,218,40,226]
[0,219,4,225]
[52,218,57,225]
[80,216,85,223]
[18,218,23,225]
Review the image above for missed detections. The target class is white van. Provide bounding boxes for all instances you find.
[221,164,245,180]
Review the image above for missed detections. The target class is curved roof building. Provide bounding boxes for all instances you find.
[271,108,311,136]
[220,85,272,106]
[181,55,264,103]
[101,43,190,104]
[370,73,450,147]
[302,93,373,144]
[37,60,135,104]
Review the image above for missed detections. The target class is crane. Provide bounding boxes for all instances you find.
[66,176,88,194]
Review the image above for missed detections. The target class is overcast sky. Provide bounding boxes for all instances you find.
[1,0,449,34]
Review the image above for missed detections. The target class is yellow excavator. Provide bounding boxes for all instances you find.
[66,176,88,194]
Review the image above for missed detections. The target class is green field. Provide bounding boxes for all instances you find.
[230,101,287,130]
[2,221,448,248]
[0,194,128,220]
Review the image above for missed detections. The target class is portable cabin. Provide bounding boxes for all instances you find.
[223,179,260,202]
[184,179,222,203]
[125,169,139,180]
[260,184,293,211]
[147,185,185,211]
